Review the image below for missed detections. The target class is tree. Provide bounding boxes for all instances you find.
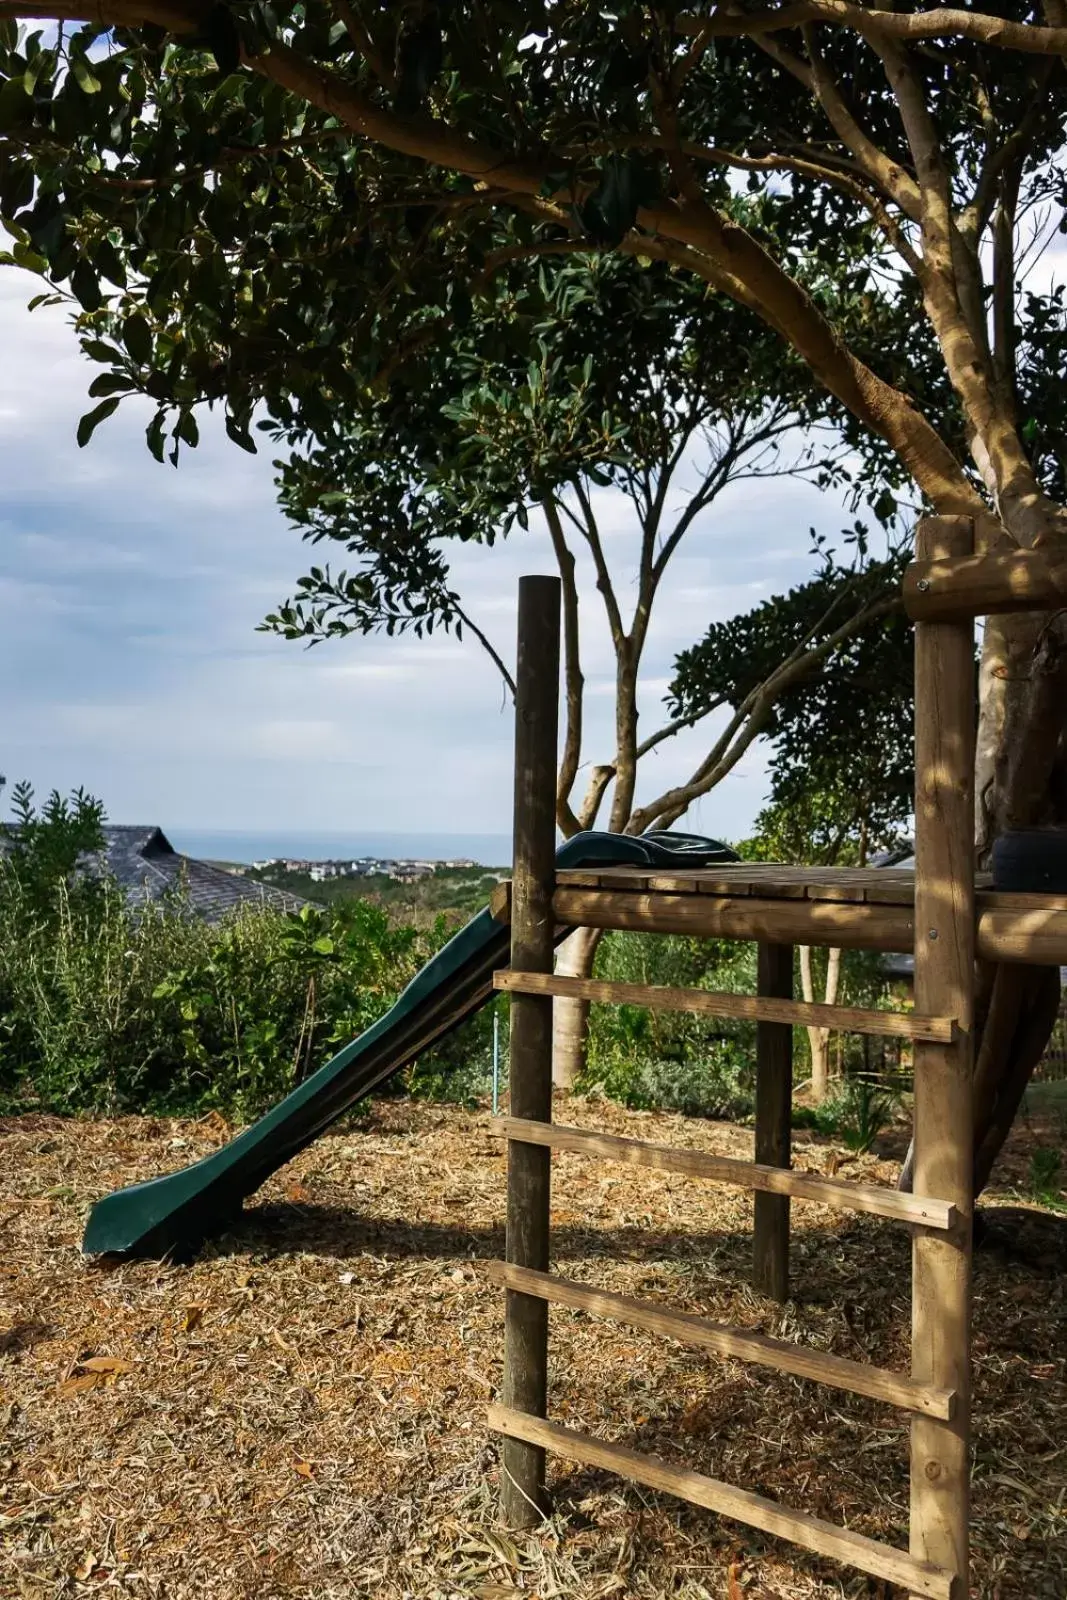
[264,248,904,1084]
[1,1,1065,1187]
[674,546,915,1097]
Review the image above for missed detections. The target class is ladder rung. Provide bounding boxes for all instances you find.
[495,970,957,1043]
[489,1118,957,1231]
[488,1405,953,1600]
[489,1263,955,1420]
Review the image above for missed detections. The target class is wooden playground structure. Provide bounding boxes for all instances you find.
[486,517,1067,1599]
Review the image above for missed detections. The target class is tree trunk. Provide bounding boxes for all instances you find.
[551,925,603,1090]
[799,944,842,1103]
[900,588,1067,1198]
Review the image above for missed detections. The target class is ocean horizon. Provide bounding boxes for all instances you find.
[165,827,513,868]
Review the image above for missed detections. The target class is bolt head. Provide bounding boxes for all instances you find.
[916,577,931,591]
[929,928,939,940]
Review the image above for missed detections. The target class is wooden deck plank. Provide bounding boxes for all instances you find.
[488,1118,957,1230]
[488,1263,956,1419]
[551,863,1051,912]
[488,1407,953,1599]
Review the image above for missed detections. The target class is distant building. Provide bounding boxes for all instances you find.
[94,826,307,922]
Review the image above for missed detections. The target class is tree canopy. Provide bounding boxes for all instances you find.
[2,0,1064,844]
[265,249,847,653]
[670,542,914,862]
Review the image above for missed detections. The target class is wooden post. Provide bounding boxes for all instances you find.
[910,515,975,1598]
[500,575,560,1527]
[753,942,793,1301]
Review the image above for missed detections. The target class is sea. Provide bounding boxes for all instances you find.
[167,828,513,869]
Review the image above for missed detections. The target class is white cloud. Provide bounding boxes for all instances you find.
[0,264,857,845]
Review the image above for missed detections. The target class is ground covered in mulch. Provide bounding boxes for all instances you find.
[1,1096,1064,1599]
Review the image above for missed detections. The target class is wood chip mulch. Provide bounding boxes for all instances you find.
[1,1095,1064,1599]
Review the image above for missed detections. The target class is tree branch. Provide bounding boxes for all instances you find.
[634,698,728,761]
[630,591,902,833]
[796,26,923,220]
[573,480,626,649]
[329,0,394,89]
[675,4,1067,58]
[454,605,516,697]
[542,494,586,837]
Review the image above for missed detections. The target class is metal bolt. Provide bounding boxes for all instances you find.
[916,577,930,592]
[929,928,939,940]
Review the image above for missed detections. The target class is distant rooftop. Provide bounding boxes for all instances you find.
[102,826,308,921]
[2,824,307,923]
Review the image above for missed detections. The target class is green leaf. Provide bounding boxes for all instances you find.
[83,338,120,363]
[71,54,102,94]
[0,78,32,134]
[176,409,200,447]
[0,160,35,216]
[146,411,167,464]
[88,372,136,397]
[76,396,120,447]
[93,236,128,289]
[70,258,103,311]
[122,314,153,364]
[225,413,257,453]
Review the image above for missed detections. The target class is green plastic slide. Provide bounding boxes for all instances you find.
[83,831,736,1259]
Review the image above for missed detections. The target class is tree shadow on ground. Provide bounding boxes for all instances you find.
[212,1199,922,1313]
[205,1191,1067,1277]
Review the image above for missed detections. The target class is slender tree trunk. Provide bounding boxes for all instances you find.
[799,944,842,1103]
[552,925,603,1090]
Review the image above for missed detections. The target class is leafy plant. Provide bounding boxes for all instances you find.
[577,932,757,1119]
[0,844,454,1119]
[1028,1146,1064,1207]
[0,778,106,924]
[798,1075,901,1153]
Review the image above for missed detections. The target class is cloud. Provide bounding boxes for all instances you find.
[0,264,858,845]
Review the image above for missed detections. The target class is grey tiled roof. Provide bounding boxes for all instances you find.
[98,826,307,922]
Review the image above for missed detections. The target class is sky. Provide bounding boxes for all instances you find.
[0,263,865,846]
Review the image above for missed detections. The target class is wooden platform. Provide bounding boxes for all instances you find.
[491,863,1067,965]
[555,861,1062,907]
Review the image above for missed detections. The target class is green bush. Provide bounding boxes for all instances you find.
[1028,1146,1064,1207]
[0,871,453,1119]
[792,1073,902,1152]
[579,931,757,1118]
[0,784,470,1119]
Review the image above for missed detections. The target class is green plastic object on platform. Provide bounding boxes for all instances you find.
[82,832,736,1259]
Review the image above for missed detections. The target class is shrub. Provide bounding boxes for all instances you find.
[0,881,453,1119]
[1028,1146,1064,1207]
[793,1073,901,1152]
[579,931,757,1119]
[0,787,458,1119]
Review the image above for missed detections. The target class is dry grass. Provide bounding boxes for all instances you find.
[1,1094,1064,1599]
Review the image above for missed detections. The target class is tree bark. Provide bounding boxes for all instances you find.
[799,943,842,1103]
[552,925,603,1090]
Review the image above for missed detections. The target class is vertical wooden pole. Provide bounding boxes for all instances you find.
[501,575,560,1527]
[910,515,975,1598]
[753,941,793,1302]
